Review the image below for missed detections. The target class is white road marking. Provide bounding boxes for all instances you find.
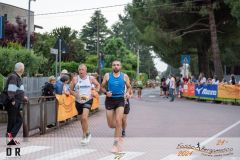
[160,154,197,160]
[200,120,240,146]
[36,149,96,160]
[97,151,145,160]
[160,120,240,160]
[0,146,50,160]
[149,95,156,98]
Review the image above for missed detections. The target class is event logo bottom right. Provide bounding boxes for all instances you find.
[176,139,234,157]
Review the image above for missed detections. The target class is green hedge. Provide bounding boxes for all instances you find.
[0,74,6,92]
[0,47,47,76]
[50,61,98,75]
[50,63,136,78]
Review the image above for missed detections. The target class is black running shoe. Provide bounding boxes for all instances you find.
[122,130,126,137]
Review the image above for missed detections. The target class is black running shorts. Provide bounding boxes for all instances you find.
[105,97,125,110]
[75,99,93,115]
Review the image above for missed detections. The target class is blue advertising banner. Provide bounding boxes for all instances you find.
[195,84,218,98]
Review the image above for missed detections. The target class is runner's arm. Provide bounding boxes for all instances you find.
[90,76,100,92]
[124,74,132,96]
[70,76,77,96]
[100,73,109,94]
[129,87,133,97]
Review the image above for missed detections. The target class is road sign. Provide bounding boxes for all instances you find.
[54,38,68,53]
[181,55,190,64]
[0,16,4,39]
[50,48,58,55]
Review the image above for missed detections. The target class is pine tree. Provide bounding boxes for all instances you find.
[81,10,111,54]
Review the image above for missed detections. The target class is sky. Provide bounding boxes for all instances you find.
[2,0,131,33]
[1,0,168,72]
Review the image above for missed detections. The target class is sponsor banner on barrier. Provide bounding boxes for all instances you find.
[183,83,195,97]
[91,90,100,110]
[195,84,218,98]
[218,84,240,100]
[56,95,78,121]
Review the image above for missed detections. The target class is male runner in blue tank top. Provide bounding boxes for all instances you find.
[101,60,131,153]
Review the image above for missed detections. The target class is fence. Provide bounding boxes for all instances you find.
[23,97,44,137]
[22,96,72,137]
[23,77,49,98]
[0,77,48,97]
[22,95,99,137]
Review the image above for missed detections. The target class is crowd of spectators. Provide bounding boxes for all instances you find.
[160,73,239,98]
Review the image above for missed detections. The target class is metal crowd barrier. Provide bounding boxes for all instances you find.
[23,97,44,137]
[42,96,58,134]
[22,96,82,137]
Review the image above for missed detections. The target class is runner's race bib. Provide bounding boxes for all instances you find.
[79,94,90,103]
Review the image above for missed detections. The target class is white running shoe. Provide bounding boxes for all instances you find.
[85,133,92,144]
[81,137,87,145]
[81,133,91,145]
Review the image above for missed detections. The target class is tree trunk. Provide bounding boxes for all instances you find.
[207,0,224,80]
[198,46,210,77]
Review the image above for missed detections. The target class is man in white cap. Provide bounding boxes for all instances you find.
[57,69,68,81]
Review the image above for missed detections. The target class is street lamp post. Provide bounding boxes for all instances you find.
[27,0,36,49]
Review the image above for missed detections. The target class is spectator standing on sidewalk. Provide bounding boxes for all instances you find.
[169,74,176,102]
[166,76,171,97]
[161,78,168,98]
[199,72,207,84]
[5,62,28,145]
[191,75,198,83]
[61,75,70,96]
[175,77,181,98]
[55,69,69,95]
[212,75,219,85]
[229,74,236,85]
[183,75,189,84]
[41,76,56,101]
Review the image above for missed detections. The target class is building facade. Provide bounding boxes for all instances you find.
[0,2,34,33]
